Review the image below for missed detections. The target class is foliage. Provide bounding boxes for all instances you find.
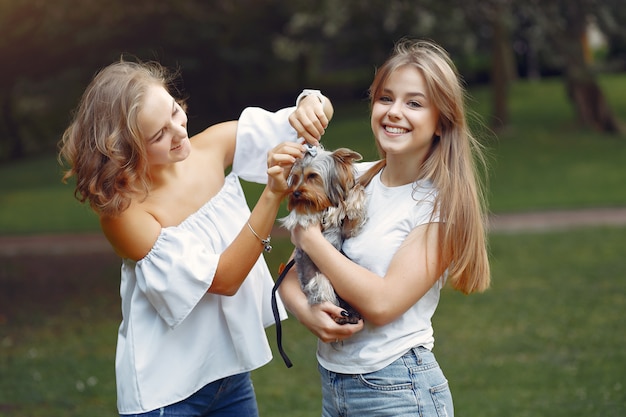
[2,0,625,159]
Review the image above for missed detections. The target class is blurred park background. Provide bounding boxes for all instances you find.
[1,0,625,416]
[1,0,625,162]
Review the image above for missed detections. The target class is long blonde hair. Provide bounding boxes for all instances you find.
[362,39,490,294]
[58,60,184,217]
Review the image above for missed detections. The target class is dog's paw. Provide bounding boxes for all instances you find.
[333,308,361,325]
[334,314,361,325]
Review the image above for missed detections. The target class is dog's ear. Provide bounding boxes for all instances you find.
[331,148,361,187]
[324,148,361,205]
[332,148,362,163]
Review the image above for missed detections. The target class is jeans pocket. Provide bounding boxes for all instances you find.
[357,361,413,391]
[429,380,453,417]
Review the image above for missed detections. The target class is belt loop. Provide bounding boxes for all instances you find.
[411,346,423,365]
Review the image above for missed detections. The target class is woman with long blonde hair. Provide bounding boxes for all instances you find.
[279,39,490,416]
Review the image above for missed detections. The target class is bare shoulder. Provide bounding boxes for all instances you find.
[191,120,238,167]
[100,204,162,261]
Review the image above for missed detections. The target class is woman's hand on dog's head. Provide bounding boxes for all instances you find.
[266,142,308,197]
[289,94,332,147]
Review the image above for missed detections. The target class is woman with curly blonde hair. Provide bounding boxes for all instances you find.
[59,59,333,416]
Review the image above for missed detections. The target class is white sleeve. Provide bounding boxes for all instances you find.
[233,106,299,184]
[134,228,218,328]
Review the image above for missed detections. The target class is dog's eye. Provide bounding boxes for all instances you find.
[306,173,318,181]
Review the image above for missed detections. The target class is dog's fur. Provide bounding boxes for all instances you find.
[280,146,367,324]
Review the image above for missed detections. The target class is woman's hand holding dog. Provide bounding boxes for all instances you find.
[290,223,324,252]
[303,302,364,344]
[284,225,364,342]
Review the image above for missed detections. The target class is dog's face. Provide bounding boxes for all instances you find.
[287,147,362,215]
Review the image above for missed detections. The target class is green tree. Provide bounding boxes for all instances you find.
[0,0,180,160]
[0,0,296,160]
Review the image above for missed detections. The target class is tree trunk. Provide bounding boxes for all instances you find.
[489,1,516,131]
[559,0,622,134]
[0,92,24,161]
[565,70,621,133]
[491,3,510,130]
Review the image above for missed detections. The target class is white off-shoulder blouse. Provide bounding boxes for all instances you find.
[116,106,295,414]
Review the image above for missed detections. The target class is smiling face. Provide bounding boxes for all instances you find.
[370,65,440,164]
[137,84,190,167]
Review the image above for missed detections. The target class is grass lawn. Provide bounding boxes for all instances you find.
[1,227,625,416]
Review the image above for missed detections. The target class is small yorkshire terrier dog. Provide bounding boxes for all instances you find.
[280,145,367,324]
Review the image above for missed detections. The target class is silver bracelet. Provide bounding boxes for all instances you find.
[247,221,272,252]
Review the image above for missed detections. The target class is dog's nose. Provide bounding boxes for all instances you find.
[292,190,301,198]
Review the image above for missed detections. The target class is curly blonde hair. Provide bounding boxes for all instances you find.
[362,39,491,294]
[58,60,184,217]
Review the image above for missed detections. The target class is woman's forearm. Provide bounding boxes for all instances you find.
[211,187,283,295]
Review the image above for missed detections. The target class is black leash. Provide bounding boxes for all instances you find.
[271,258,296,368]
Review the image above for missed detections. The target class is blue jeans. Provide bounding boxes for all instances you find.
[319,347,453,417]
[121,372,258,417]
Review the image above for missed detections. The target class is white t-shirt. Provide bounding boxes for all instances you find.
[116,107,294,414]
[317,163,445,374]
